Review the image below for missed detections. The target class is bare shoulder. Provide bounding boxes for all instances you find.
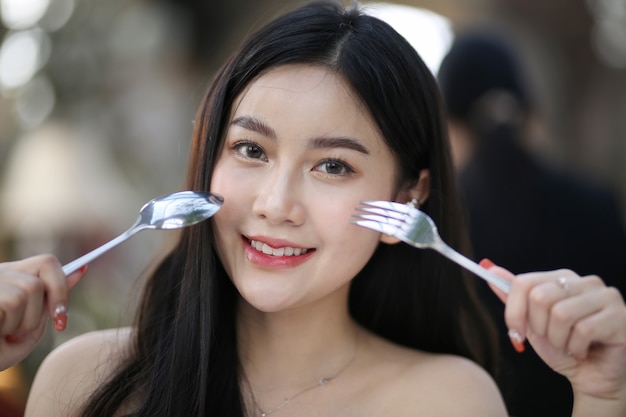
[357,331,507,417]
[403,352,507,416]
[25,327,133,417]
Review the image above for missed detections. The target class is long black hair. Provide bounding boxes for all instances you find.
[81,2,497,416]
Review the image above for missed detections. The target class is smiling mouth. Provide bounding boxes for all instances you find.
[249,239,311,256]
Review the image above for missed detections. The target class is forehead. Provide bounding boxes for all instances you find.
[237,64,356,104]
[229,64,385,144]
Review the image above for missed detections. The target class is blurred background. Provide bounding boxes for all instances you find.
[1,0,625,414]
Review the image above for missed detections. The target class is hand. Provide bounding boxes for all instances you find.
[483,260,626,403]
[0,255,87,371]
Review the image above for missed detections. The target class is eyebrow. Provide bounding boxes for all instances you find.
[308,136,370,155]
[231,116,276,139]
[230,115,370,155]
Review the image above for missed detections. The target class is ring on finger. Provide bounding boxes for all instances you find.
[557,276,570,293]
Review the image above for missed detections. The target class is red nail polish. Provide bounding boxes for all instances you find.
[508,329,525,353]
[511,340,525,353]
[53,304,68,332]
[479,258,495,269]
[5,334,22,343]
[79,265,89,274]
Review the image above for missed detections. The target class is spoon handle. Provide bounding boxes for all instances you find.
[62,225,139,276]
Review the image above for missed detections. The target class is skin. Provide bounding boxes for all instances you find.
[211,64,402,313]
[487,265,626,415]
[209,64,505,416]
[0,255,85,371]
[3,64,625,416]
[24,65,507,416]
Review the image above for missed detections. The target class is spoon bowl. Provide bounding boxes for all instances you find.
[62,191,223,275]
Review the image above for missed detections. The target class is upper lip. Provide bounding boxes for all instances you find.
[244,235,312,250]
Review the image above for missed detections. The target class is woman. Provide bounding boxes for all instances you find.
[1,2,625,416]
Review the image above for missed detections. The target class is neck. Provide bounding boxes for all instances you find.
[237,285,359,390]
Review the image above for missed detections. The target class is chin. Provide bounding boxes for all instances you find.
[236,281,299,313]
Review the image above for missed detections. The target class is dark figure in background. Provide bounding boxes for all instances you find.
[437,31,626,417]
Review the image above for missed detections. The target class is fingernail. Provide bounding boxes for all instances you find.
[5,334,23,343]
[479,258,495,269]
[508,329,525,353]
[79,265,88,275]
[53,304,68,332]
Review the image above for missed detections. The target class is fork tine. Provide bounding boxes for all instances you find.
[360,200,413,215]
[351,213,405,228]
[355,200,511,293]
[355,206,407,221]
[350,218,399,235]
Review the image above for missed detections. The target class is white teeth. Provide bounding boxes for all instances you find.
[250,240,308,256]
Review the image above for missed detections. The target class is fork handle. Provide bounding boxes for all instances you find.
[435,242,511,293]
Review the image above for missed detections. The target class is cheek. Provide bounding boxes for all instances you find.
[331,223,381,285]
[317,199,381,254]
[210,160,246,248]
[209,157,233,196]
[210,159,253,210]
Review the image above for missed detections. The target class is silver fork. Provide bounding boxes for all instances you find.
[351,200,511,293]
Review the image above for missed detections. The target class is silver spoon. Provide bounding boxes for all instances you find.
[62,191,223,275]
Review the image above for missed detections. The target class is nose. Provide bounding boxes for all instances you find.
[252,168,305,226]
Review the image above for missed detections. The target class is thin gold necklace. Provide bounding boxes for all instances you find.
[246,340,358,417]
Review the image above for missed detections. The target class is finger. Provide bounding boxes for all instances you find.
[504,269,578,340]
[24,256,87,331]
[27,255,70,331]
[2,319,47,370]
[564,287,626,359]
[67,265,88,290]
[526,278,578,341]
[543,278,606,351]
[0,285,26,335]
[480,258,513,303]
[4,255,86,332]
[14,274,46,335]
[479,259,528,352]
[544,293,600,352]
[4,314,46,344]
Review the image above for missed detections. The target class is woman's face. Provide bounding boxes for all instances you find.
[210,64,398,312]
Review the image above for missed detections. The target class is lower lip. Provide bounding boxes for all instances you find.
[243,238,315,269]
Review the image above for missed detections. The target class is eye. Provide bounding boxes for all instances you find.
[232,141,267,161]
[314,159,355,176]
